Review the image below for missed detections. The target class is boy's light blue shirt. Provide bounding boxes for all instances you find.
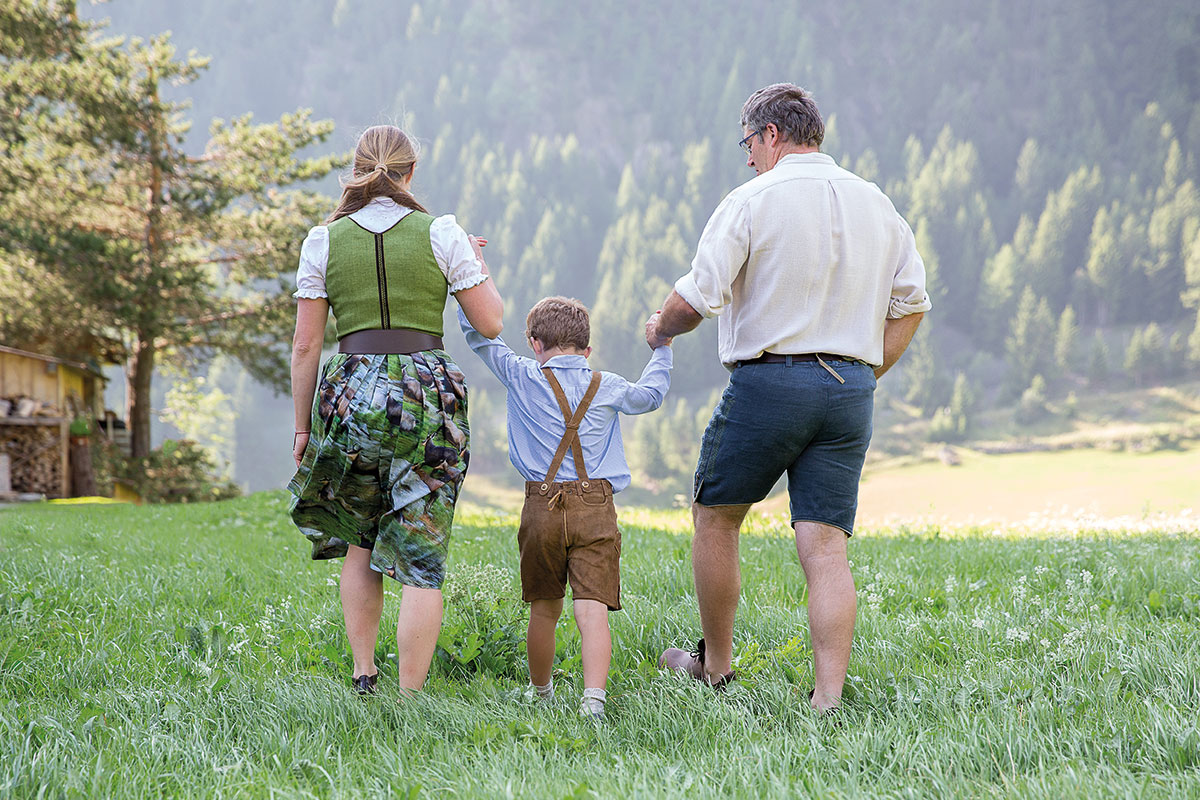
[458,308,672,493]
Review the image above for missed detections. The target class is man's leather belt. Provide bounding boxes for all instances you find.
[737,352,856,367]
[338,329,443,354]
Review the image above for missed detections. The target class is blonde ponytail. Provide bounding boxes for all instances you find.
[325,126,429,223]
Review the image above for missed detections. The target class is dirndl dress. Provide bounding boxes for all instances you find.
[287,349,469,588]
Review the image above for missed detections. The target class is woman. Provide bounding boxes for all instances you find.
[288,125,503,694]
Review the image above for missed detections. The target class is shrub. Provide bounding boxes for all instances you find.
[436,563,526,681]
[92,437,240,503]
[1015,375,1051,424]
[928,406,964,442]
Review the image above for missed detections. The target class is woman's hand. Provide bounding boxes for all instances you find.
[293,431,310,467]
[291,297,328,468]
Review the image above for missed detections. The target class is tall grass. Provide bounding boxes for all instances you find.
[1,494,1198,798]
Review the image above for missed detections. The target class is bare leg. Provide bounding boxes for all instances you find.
[527,597,564,687]
[573,599,611,690]
[394,584,443,691]
[341,544,382,678]
[794,521,856,712]
[691,502,752,680]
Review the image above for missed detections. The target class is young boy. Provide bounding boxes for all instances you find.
[458,298,672,719]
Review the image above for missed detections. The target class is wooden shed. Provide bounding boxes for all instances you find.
[0,345,108,499]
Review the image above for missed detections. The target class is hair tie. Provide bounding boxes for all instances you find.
[373,163,388,173]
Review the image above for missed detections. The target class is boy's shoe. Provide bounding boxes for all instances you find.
[659,638,736,690]
[580,706,605,722]
[580,689,606,721]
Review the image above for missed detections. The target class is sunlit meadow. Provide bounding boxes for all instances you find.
[2,494,1198,798]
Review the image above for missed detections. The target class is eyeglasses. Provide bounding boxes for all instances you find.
[738,129,763,155]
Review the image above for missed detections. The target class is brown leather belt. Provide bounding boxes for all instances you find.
[338,329,443,354]
[736,352,859,367]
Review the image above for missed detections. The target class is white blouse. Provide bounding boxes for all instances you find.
[293,197,489,300]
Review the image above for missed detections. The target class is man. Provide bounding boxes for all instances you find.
[647,83,931,712]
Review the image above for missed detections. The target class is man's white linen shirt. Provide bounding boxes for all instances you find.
[293,197,489,299]
[674,152,932,368]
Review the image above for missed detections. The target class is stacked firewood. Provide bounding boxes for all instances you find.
[0,426,62,495]
[0,396,60,418]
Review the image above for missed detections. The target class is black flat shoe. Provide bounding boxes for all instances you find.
[352,673,378,696]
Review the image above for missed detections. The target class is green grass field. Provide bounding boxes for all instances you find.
[2,494,1199,798]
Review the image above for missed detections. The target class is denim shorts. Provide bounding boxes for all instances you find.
[693,358,876,535]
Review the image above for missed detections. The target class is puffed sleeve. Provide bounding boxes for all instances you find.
[887,214,933,318]
[430,214,489,294]
[293,226,330,300]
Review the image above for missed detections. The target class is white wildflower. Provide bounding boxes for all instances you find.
[1005,627,1031,643]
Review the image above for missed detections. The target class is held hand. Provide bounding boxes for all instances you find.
[468,234,489,274]
[645,310,672,349]
[293,431,310,467]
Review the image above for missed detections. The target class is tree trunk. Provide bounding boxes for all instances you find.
[127,335,156,459]
[127,79,164,463]
[69,436,96,497]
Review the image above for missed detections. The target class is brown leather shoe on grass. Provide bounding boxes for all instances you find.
[658,638,736,690]
[352,673,378,696]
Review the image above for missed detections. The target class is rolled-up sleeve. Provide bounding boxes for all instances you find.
[293,226,329,299]
[432,214,489,294]
[674,193,750,318]
[888,214,933,318]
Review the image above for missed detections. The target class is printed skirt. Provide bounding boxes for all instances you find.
[287,350,469,588]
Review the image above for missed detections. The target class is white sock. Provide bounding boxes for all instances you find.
[533,680,554,701]
[580,687,606,715]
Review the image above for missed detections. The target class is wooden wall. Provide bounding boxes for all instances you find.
[0,350,61,407]
[0,350,104,498]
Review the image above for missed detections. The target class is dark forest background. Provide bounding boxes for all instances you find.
[6,0,1200,500]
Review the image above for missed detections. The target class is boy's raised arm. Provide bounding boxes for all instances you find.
[616,345,673,416]
[457,306,526,387]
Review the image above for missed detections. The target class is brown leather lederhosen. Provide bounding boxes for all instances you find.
[516,368,622,610]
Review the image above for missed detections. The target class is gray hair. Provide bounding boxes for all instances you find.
[740,83,824,148]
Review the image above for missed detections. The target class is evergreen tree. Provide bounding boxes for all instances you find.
[1085,204,1124,326]
[1087,331,1111,384]
[1013,138,1048,214]
[1021,166,1103,310]
[1054,306,1079,373]
[1016,374,1050,424]
[1184,226,1200,311]
[1189,307,1200,363]
[929,372,976,442]
[902,128,994,330]
[1144,180,1200,319]
[0,2,136,361]
[1122,326,1171,386]
[0,29,337,457]
[1005,286,1055,394]
[900,323,947,414]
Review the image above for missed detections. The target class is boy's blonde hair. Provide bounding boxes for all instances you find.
[526,296,590,351]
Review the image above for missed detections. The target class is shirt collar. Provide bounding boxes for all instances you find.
[776,152,836,167]
[542,354,591,369]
